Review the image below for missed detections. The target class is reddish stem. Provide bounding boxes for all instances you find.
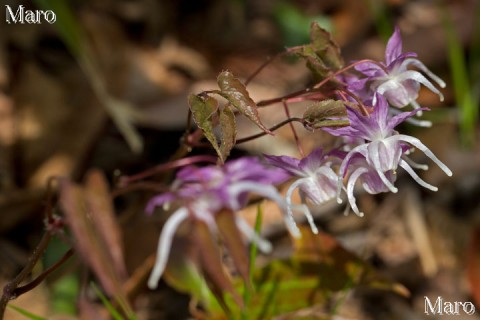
[256,59,385,108]
[282,100,304,157]
[119,155,218,185]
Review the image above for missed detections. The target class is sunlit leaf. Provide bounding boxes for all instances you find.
[217,71,271,134]
[292,228,409,297]
[303,99,349,129]
[204,226,408,319]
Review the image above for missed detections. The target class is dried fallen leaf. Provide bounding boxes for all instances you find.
[59,178,132,315]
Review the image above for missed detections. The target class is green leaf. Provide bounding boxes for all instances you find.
[205,227,408,319]
[50,273,79,315]
[91,282,125,320]
[32,0,83,55]
[217,71,271,135]
[241,205,263,320]
[303,99,349,129]
[160,223,220,313]
[164,257,217,311]
[290,22,344,82]
[7,305,46,320]
[219,105,237,163]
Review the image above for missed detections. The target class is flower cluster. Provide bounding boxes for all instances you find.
[146,27,452,288]
[264,148,345,231]
[266,27,451,217]
[349,26,446,115]
[146,157,299,289]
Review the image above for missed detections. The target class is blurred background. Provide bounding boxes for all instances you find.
[0,0,479,319]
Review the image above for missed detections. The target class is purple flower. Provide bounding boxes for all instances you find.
[264,148,344,233]
[323,94,452,207]
[146,157,292,289]
[352,26,445,113]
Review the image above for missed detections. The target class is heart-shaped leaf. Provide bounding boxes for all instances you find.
[189,93,220,151]
[188,94,237,163]
[289,22,344,83]
[309,22,343,71]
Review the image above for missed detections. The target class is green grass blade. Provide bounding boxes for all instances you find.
[442,6,477,146]
[241,204,264,320]
[32,0,143,153]
[469,1,480,120]
[91,282,124,320]
[367,0,393,42]
[7,305,46,320]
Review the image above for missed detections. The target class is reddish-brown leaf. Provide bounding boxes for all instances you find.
[218,105,237,163]
[60,179,116,294]
[194,220,243,308]
[217,71,271,135]
[84,169,128,280]
[215,210,250,285]
[59,178,133,314]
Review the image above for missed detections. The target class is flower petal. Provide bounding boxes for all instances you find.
[399,160,438,191]
[346,167,368,217]
[298,148,326,174]
[148,207,189,289]
[385,26,403,65]
[146,193,177,215]
[395,134,452,177]
[263,154,303,176]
